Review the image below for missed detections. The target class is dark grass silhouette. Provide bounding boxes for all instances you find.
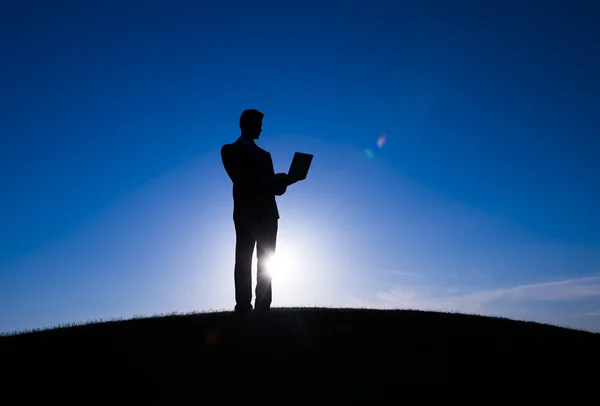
[1,307,598,398]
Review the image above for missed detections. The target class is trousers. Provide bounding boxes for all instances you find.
[233,216,278,311]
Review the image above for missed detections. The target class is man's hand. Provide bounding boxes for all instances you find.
[274,173,299,186]
[270,173,300,196]
[271,173,289,196]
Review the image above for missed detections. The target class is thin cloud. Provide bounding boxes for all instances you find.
[386,270,416,276]
[351,275,600,315]
[573,311,600,318]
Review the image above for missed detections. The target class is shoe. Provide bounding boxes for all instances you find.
[235,304,252,314]
[254,307,271,314]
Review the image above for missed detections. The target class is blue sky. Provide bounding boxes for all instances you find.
[1,0,599,333]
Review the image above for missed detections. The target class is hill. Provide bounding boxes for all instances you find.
[1,307,598,398]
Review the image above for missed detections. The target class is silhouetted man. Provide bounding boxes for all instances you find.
[221,109,295,314]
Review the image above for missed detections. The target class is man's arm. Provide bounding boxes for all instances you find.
[265,153,288,196]
[221,144,260,188]
[222,145,284,193]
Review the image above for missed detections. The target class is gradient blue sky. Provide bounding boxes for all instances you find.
[1,0,599,333]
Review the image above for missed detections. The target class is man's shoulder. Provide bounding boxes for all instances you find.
[222,139,243,152]
[223,139,241,147]
[256,145,271,155]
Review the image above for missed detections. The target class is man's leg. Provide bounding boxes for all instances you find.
[233,217,256,313]
[255,218,278,311]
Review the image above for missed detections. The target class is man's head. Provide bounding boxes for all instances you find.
[239,109,264,140]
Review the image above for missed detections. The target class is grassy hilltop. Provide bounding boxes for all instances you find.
[1,307,599,397]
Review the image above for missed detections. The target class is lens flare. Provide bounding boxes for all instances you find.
[376,133,387,148]
[364,133,387,159]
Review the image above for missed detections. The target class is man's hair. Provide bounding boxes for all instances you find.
[239,109,264,130]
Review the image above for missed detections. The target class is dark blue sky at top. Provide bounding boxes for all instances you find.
[1,0,599,332]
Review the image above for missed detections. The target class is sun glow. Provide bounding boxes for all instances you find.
[263,252,294,280]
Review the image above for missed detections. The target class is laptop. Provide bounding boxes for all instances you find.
[288,152,314,181]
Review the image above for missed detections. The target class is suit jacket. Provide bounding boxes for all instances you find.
[221,138,281,221]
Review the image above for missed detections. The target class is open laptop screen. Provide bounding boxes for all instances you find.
[288,152,313,181]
